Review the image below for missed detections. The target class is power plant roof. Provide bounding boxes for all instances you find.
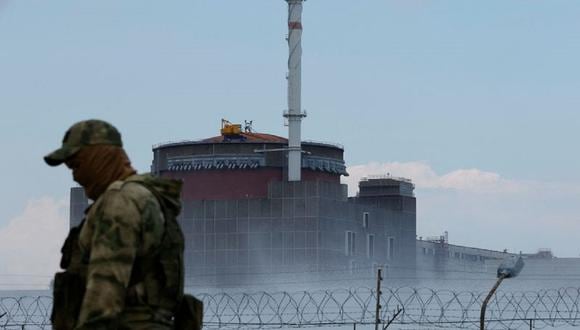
[201,132,288,143]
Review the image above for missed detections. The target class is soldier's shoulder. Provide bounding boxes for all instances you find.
[122,179,156,200]
[101,173,146,194]
[95,175,156,209]
[120,174,162,209]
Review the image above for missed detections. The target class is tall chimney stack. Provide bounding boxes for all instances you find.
[284,0,306,182]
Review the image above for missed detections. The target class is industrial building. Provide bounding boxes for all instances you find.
[68,128,418,288]
[150,127,416,287]
[416,233,514,281]
[67,0,418,288]
[67,0,580,289]
[416,235,580,290]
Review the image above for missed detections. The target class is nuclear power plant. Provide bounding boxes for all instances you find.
[146,0,419,287]
[68,0,567,289]
[68,0,417,288]
[150,127,416,286]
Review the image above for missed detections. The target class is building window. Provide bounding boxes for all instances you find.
[345,231,356,256]
[454,252,460,259]
[350,260,358,274]
[362,212,369,228]
[367,234,375,258]
[387,237,395,260]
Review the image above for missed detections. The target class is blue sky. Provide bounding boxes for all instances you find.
[1,0,579,286]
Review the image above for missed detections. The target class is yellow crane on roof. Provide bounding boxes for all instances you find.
[220,118,242,136]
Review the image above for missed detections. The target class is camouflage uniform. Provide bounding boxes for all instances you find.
[76,175,182,329]
[45,120,185,330]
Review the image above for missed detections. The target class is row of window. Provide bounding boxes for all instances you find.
[349,262,391,276]
[421,247,488,262]
[346,231,395,260]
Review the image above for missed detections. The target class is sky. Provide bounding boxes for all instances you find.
[1,0,579,288]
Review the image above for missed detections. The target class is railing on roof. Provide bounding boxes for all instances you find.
[152,139,204,149]
[424,235,447,243]
[421,239,517,256]
[361,174,413,183]
[302,139,344,150]
[153,138,344,150]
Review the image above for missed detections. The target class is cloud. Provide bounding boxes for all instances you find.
[343,161,524,196]
[0,196,68,290]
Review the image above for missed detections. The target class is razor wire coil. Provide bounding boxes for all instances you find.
[1,287,580,329]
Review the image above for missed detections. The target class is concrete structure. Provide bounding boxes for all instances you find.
[417,235,514,281]
[150,131,416,287]
[151,132,346,199]
[347,176,417,281]
[416,237,580,290]
[284,0,307,182]
[518,249,580,288]
[64,1,580,291]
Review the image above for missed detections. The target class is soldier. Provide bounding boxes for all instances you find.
[45,120,200,330]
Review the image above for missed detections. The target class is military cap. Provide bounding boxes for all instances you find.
[44,119,123,166]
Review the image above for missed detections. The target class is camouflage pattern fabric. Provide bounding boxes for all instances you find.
[44,119,123,166]
[73,174,183,330]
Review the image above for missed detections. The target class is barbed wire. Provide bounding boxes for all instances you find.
[2,287,580,329]
[0,296,51,329]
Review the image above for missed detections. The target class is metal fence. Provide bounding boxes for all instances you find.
[0,296,51,329]
[2,287,580,329]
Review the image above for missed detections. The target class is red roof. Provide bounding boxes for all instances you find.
[200,132,288,143]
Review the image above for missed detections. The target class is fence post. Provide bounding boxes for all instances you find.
[375,268,382,330]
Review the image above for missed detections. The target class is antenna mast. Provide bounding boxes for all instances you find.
[284,0,306,182]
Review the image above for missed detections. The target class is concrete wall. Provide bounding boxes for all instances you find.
[416,239,516,285]
[68,179,418,289]
[181,180,417,288]
[180,180,330,287]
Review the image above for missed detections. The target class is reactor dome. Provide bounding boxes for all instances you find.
[151,125,347,200]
